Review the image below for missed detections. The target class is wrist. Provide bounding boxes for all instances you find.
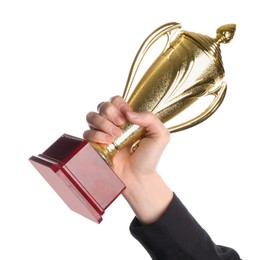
[122,172,173,224]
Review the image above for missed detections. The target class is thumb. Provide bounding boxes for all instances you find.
[125,111,170,145]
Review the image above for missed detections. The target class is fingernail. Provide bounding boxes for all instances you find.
[105,134,114,143]
[114,115,125,125]
[111,127,122,137]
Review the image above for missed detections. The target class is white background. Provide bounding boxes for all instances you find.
[1,1,269,259]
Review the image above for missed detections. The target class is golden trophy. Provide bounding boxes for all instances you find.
[29,22,236,223]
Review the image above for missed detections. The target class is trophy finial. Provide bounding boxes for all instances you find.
[216,24,236,44]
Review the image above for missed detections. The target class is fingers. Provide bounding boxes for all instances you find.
[110,96,132,115]
[97,103,123,126]
[84,112,122,142]
[84,96,170,147]
[97,96,131,125]
[84,96,130,144]
[83,127,115,144]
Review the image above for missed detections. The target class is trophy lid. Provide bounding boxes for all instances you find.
[182,24,236,67]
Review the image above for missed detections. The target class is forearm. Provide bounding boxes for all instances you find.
[130,193,242,260]
[122,172,173,224]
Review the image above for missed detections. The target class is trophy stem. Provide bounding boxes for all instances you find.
[91,123,146,166]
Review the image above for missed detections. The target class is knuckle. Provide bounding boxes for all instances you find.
[86,111,97,123]
[162,128,171,144]
[98,101,110,112]
[97,102,105,111]
[110,95,126,109]
[83,130,92,140]
[84,129,98,140]
[110,95,122,104]
[141,111,154,121]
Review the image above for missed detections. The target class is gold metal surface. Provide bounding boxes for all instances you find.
[93,22,236,165]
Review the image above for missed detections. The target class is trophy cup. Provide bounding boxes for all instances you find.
[29,22,236,223]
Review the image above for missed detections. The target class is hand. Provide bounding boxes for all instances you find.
[83,96,169,184]
[83,96,173,224]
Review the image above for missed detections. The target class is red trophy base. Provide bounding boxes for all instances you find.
[29,134,125,223]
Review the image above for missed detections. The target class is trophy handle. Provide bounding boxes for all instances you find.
[122,22,182,101]
[167,82,227,133]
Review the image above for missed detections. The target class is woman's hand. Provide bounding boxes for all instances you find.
[83,96,173,224]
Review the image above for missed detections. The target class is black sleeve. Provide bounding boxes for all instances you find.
[130,193,241,260]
